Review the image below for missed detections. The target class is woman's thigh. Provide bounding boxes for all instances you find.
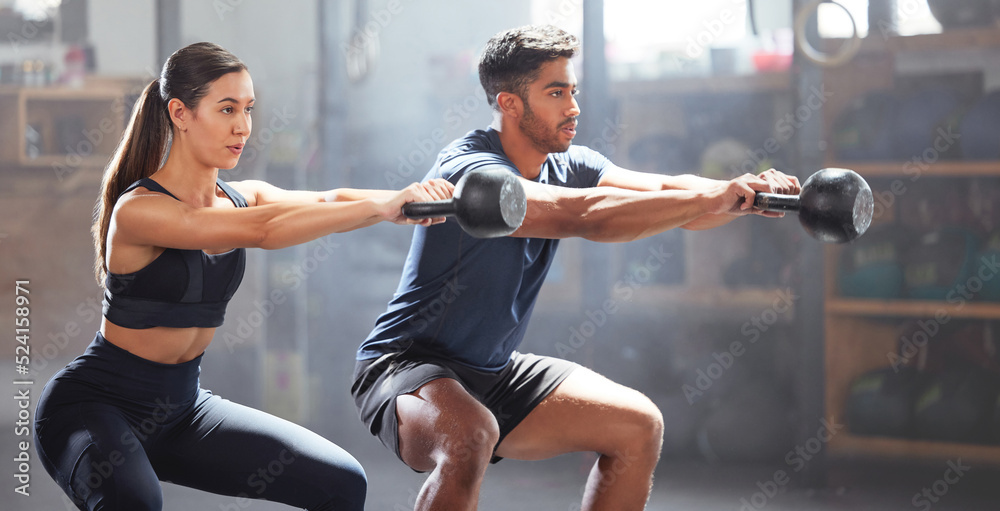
[35,401,163,511]
[152,391,367,511]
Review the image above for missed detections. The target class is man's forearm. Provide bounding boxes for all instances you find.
[515,184,719,242]
[661,173,727,191]
[579,188,720,241]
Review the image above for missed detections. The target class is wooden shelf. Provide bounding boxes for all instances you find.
[886,27,1000,53]
[830,433,1000,465]
[823,27,1000,56]
[0,85,130,168]
[827,299,1000,320]
[825,161,1000,178]
[611,72,791,96]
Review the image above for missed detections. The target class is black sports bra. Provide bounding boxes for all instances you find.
[102,178,247,329]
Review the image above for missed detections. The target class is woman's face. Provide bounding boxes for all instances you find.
[181,69,255,170]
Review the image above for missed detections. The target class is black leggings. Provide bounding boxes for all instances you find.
[34,333,365,511]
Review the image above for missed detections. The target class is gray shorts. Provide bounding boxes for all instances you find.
[351,342,578,469]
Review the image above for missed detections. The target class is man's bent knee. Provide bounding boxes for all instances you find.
[618,394,664,457]
[433,418,500,467]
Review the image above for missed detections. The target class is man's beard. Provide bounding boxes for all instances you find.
[519,100,574,154]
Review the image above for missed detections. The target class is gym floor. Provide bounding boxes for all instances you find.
[8,391,998,511]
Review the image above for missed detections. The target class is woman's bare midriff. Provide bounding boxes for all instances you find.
[101,319,216,364]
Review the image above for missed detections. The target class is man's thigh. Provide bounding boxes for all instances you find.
[396,377,499,472]
[495,366,663,460]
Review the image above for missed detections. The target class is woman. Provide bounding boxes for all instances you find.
[34,42,452,511]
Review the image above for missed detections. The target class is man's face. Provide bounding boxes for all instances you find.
[518,57,580,154]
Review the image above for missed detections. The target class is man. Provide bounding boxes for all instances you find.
[352,25,800,511]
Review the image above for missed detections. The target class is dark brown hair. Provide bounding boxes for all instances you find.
[478,25,579,109]
[93,42,247,283]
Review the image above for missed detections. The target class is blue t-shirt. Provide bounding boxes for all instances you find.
[358,127,612,371]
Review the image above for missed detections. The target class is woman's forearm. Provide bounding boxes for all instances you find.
[324,188,397,202]
[256,199,384,249]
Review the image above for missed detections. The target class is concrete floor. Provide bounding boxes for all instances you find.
[8,443,1000,511]
[5,358,998,511]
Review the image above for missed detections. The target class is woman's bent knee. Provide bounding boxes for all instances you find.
[309,452,367,511]
[75,477,163,511]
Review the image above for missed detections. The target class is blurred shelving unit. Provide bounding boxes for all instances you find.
[821,26,1000,466]
[823,162,1000,466]
[829,161,1000,177]
[831,435,1000,466]
[0,80,138,169]
[826,298,1000,320]
[843,25,1000,53]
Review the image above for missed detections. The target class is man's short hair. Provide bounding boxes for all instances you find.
[478,25,580,109]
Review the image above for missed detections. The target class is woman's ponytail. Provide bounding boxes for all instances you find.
[92,79,169,283]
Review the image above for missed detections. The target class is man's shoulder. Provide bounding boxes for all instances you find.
[441,128,501,157]
[434,128,511,180]
[544,144,612,188]
[547,144,611,173]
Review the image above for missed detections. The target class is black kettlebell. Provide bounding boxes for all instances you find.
[402,166,527,238]
[754,168,873,244]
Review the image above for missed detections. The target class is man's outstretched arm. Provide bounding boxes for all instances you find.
[595,166,801,230]
[512,171,784,242]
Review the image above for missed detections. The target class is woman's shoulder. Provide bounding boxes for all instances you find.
[221,179,262,207]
